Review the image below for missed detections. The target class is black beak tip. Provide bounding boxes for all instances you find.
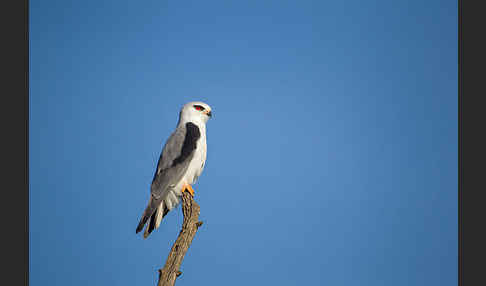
[208,111,212,117]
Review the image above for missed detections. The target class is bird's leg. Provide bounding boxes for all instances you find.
[182,183,195,197]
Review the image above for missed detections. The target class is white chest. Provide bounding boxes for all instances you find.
[185,129,207,184]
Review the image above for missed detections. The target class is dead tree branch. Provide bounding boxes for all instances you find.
[157,191,203,286]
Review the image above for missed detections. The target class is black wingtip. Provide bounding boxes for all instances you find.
[147,210,157,235]
[136,216,148,234]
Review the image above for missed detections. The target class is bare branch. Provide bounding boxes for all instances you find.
[157,191,202,286]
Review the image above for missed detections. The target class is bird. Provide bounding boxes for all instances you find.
[136,101,212,238]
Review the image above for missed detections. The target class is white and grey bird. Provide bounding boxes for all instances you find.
[136,101,212,238]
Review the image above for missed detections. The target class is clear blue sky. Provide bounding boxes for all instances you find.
[30,1,457,285]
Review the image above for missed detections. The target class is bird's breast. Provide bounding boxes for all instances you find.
[185,134,207,185]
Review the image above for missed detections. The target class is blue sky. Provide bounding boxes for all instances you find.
[30,1,457,285]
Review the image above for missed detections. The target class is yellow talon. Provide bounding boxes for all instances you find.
[183,184,195,197]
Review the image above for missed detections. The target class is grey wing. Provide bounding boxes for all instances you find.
[151,122,201,197]
[136,122,201,234]
[151,129,186,191]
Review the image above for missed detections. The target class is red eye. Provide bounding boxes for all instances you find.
[193,105,204,111]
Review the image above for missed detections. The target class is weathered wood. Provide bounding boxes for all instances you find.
[157,191,203,286]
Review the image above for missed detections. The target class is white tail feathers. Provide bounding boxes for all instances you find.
[142,190,181,239]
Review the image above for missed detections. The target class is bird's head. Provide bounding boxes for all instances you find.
[179,101,213,125]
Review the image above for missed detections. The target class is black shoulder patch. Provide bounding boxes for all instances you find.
[172,122,201,166]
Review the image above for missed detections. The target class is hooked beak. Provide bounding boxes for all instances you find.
[205,110,212,118]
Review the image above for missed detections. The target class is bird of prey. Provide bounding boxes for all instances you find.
[136,101,212,238]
